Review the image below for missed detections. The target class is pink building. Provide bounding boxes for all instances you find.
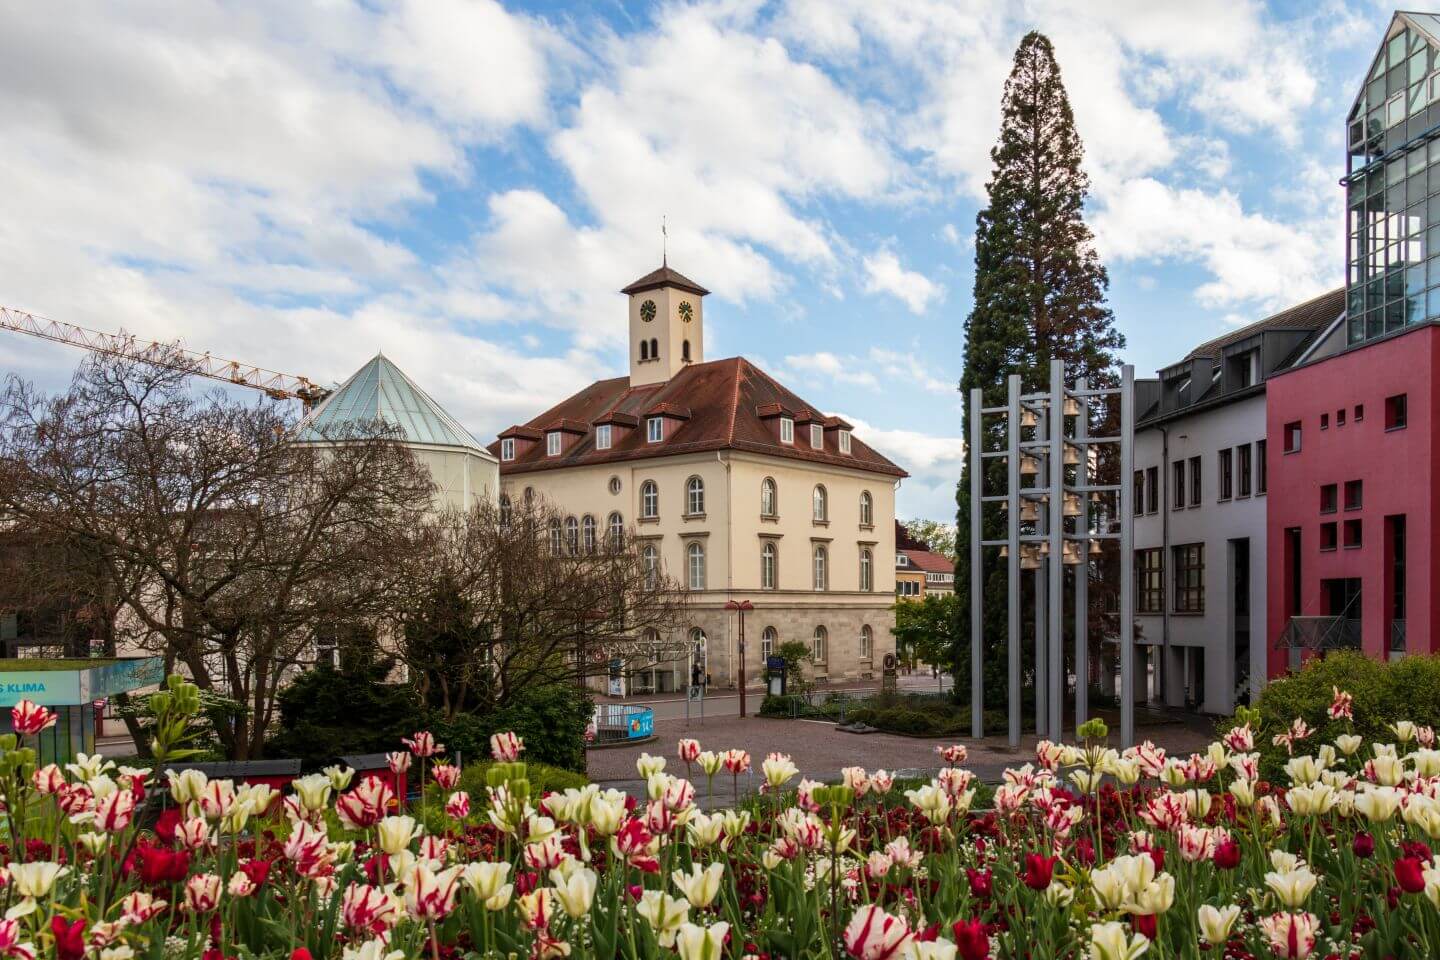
[1266,322,1439,674]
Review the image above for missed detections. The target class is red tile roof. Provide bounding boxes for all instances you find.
[900,548,954,573]
[491,356,907,478]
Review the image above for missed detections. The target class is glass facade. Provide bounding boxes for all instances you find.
[1346,22,1440,343]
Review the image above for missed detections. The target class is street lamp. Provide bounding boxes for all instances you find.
[724,599,754,717]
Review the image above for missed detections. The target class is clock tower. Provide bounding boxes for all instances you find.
[621,264,708,386]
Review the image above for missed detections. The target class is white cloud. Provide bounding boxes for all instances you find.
[861,250,944,314]
[867,348,956,396]
[783,352,879,390]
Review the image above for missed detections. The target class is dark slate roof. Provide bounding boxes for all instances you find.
[1183,288,1345,362]
[490,356,907,478]
[620,264,710,297]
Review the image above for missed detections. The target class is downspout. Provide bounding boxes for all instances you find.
[1159,424,1171,705]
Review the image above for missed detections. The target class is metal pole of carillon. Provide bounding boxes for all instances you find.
[1006,375,1022,750]
[1034,401,1047,737]
[1047,360,1065,744]
[1074,377,1090,733]
[1119,364,1136,748]
[969,388,984,740]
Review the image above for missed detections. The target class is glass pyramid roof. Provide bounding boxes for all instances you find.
[297,354,492,457]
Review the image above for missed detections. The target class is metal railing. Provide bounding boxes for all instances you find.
[1278,616,1362,652]
[591,704,654,744]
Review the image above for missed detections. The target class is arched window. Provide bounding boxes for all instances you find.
[859,490,873,526]
[761,477,777,518]
[761,541,777,590]
[813,544,828,591]
[682,339,691,361]
[812,625,828,663]
[649,337,659,359]
[608,511,624,548]
[642,544,658,589]
[582,515,597,554]
[761,626,777,661]
[860,548,873,591]
[640,480,659,518]
[564,516,579,556]
[523,487,534,506]
[686,476,705,515]
[499,494,512,527]
[687,542,706,590]
[548,518,563,555]
[640,340,650,361]
[860,625,873,660]
[813,485,828,522]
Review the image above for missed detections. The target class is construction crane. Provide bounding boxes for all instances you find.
[0,305,328,408]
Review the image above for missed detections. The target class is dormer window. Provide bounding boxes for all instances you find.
[596,424,612,450]
[780,418,794,444]
[838,430,851,454]
[647,417,664,443]
[546,432,562,457]
[500,438,515,462]
[810,424,824,448]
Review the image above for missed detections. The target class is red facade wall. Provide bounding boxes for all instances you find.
[1265,324,1440,678]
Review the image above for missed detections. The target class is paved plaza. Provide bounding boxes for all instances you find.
[585,709,1215,803]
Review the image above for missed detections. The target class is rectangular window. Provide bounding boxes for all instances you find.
[500,438,515,461]
[1337,408,1347,427]
[1189,456,1202,506]
[1145,466,1159,513]
[1173,461,1186,510]
[1345,479,1364,510]
[811,424,824,449]
[1355,404,1365,422]
[1133,470,1145,516]
[1321,483,1338,514]
[1321,412,1330,430]
[1344,518,1364,548]
[1257,440,1267,494]
[1136,548,1163,614]
[1238,444,1253,497]
[1321,521,1338,551]
[839,430,851,454]
[780,418,794,444]
[1219,449,1233,500]
[595,424,612,450]
[1284,421,1303,453]
[647,417,663,443]
[1386,393,1408,429]
[546,432,562,456]
[1172,543,1205,614]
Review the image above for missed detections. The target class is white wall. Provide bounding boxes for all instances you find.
[1134,393,1268,714]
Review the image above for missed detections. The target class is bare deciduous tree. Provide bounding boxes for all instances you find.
[385,496,689,722]
[0,351,435,759]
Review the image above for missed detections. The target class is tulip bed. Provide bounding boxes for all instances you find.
[1,689,1440,960]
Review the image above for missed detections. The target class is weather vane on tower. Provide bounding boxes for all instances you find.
[662,215,668,267]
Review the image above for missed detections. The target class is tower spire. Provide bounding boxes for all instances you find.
[662,215,667,266]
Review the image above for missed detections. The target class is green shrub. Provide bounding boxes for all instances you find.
[429,682,593,773]
[1223,652,1440,782]
[759,694,805,717]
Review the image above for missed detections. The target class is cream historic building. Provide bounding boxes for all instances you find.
[490,264,906,693]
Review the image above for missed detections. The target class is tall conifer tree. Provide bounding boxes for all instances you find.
[954,32,1125,706]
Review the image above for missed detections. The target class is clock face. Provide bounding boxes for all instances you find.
[678,300,693,323]
[640,299,657,323]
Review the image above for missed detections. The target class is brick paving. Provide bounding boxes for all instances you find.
[585,710,1216,802]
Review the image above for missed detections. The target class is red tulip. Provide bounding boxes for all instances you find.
[11,700,56,737]
[136,843,191,886]
[1131,914,1158,940]
[1353,833,1375,859]
[952,919,989,960]
[50,917,85,960]
[239,859,272,889]
[1395,856,1426,894]
[1022,854,1057,890]
[966,867,993,899]
[1212,839,1241,870]
[291,951,313,960]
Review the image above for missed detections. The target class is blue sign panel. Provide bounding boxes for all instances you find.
[626,707,654,740]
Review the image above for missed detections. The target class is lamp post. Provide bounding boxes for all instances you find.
[725,599,754,717]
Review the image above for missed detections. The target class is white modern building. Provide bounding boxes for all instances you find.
[1132,289,1343,714]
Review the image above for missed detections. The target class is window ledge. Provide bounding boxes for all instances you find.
[683,512,707,521]
[812,518,830,527]
[859,523,874,531]
[761,514,780,523]
[1343,543,1363,550]
[1385,425,1407,433]
[637,516,660,524]
[1320,545,1337,553]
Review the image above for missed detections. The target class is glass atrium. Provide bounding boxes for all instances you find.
[1346,15,1440,343]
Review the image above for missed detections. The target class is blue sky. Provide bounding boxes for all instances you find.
[0,1,1399,520]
